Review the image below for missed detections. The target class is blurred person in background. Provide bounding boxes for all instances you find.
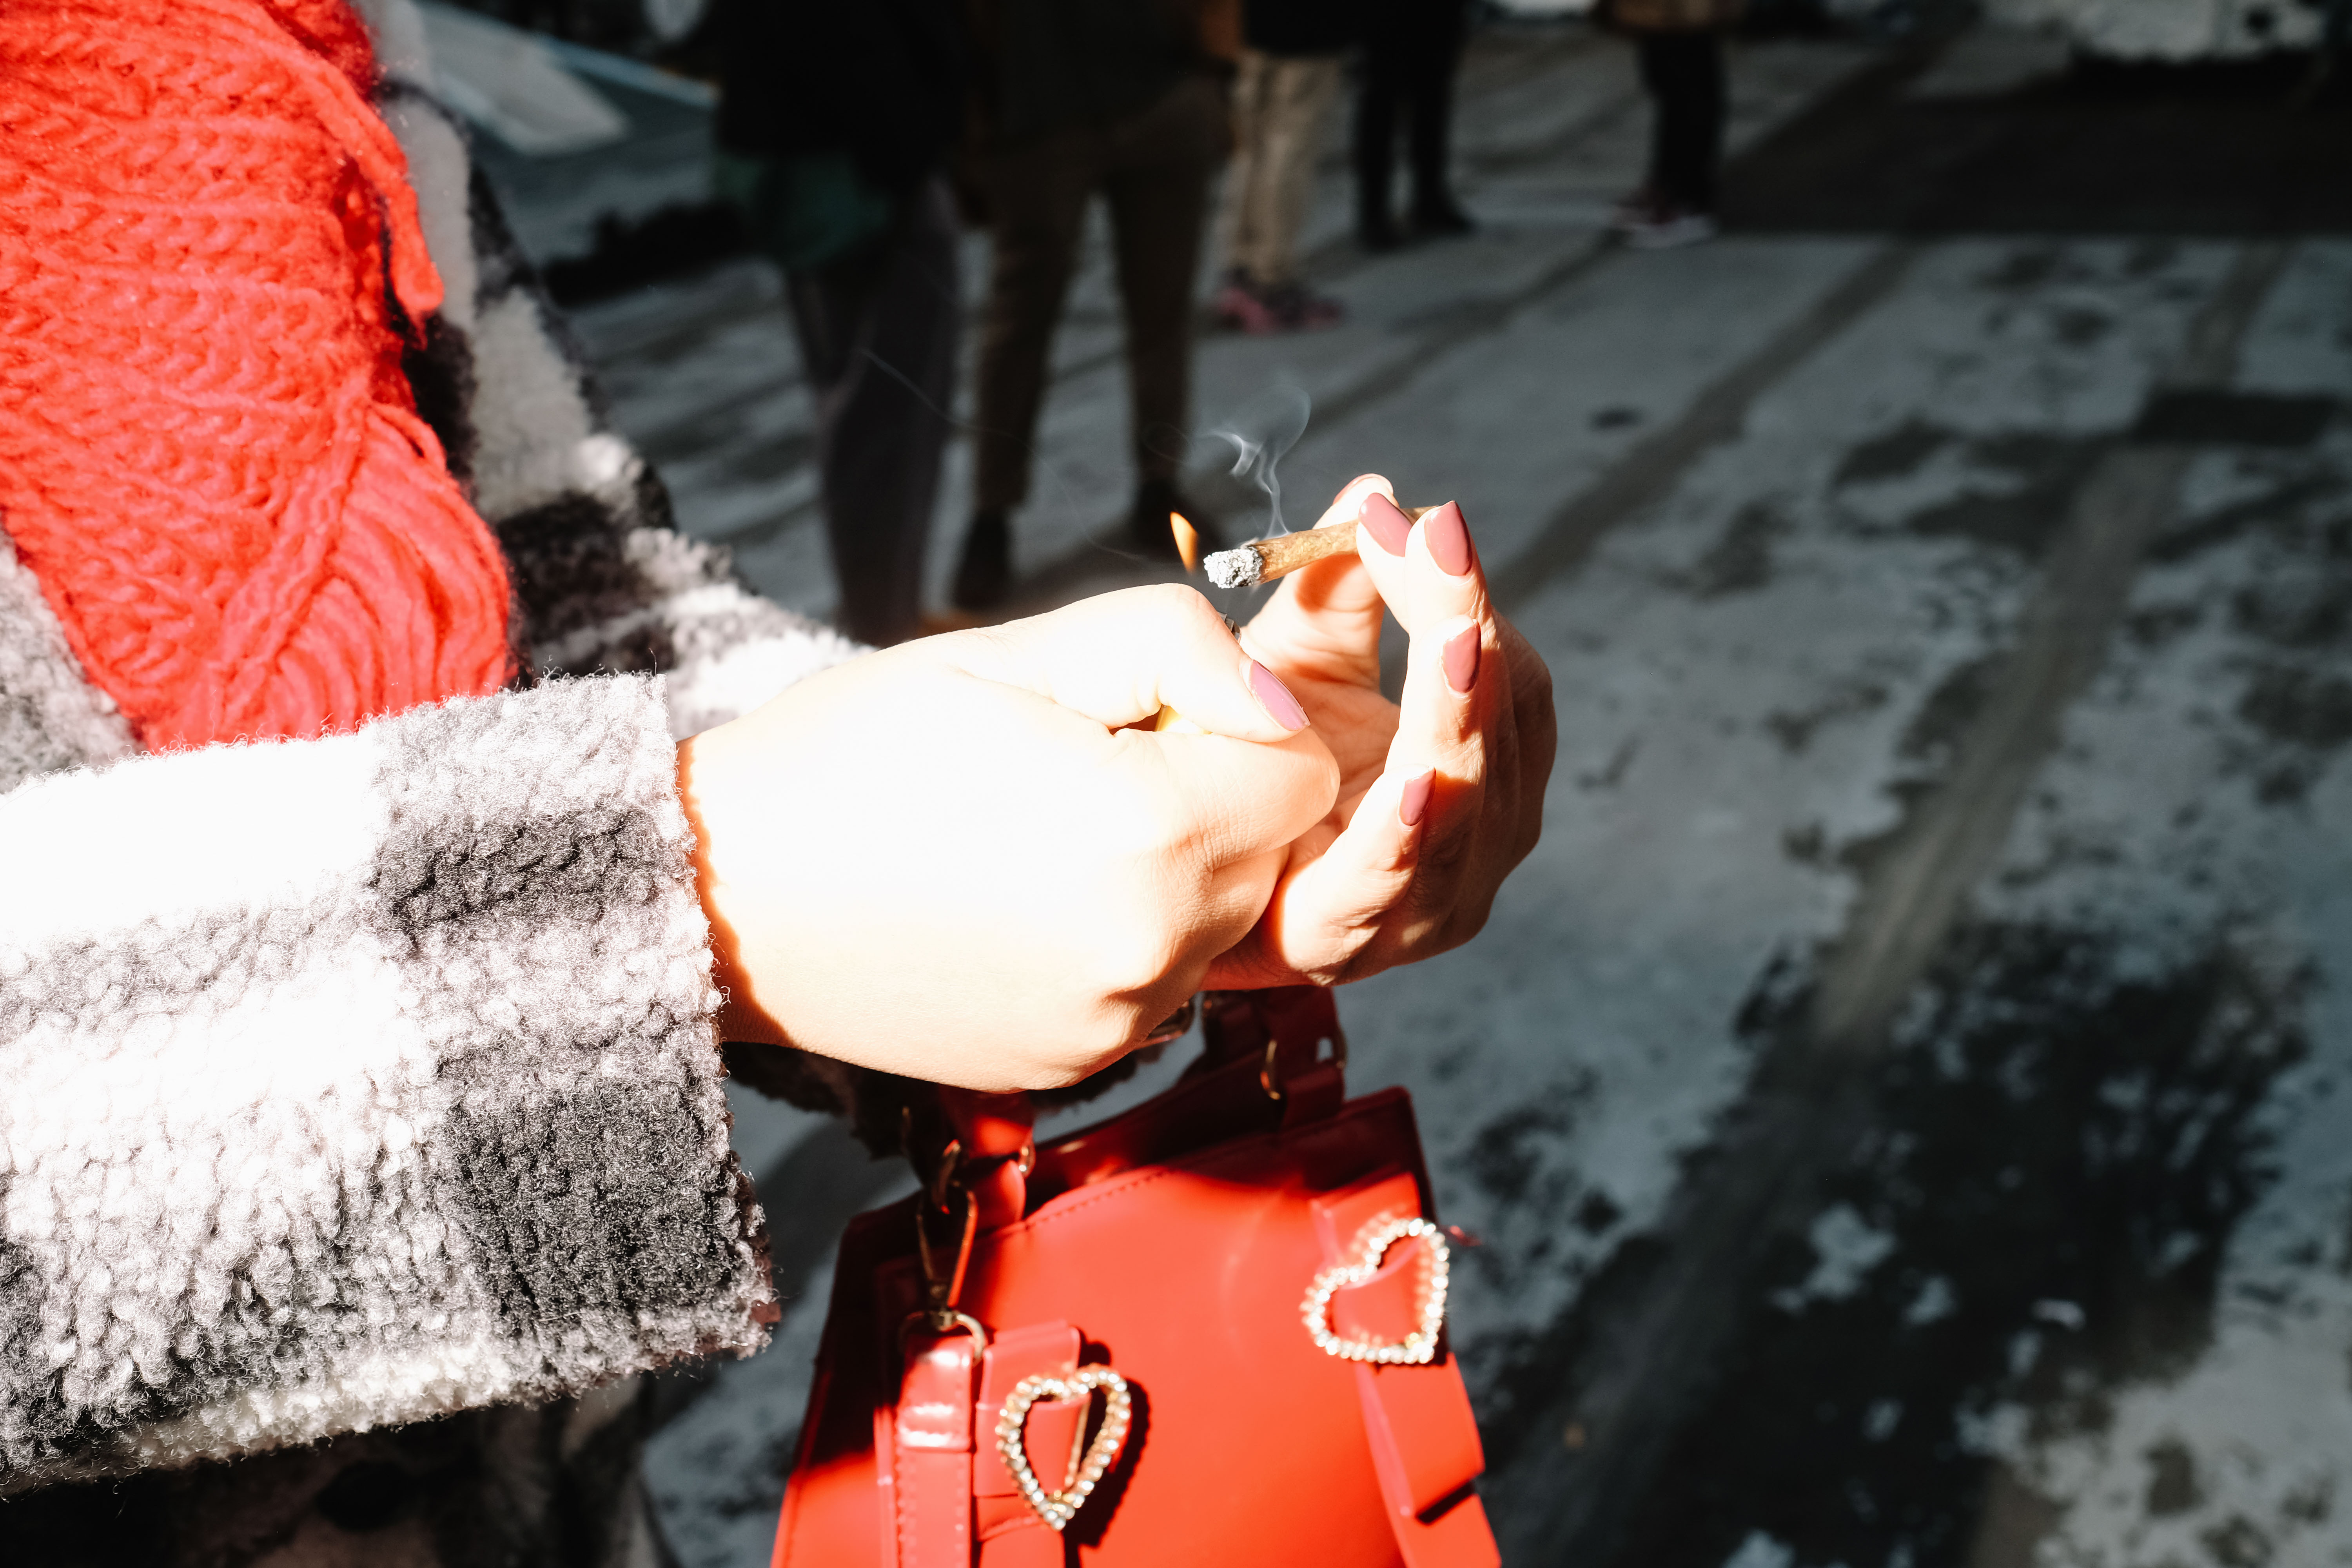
[1354,0,1474,251]
[1211,0,1355,334]
[714,0,963,645]
[949,0,1240,612]
[1606,0,1742,248]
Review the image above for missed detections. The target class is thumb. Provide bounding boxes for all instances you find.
[938,584,1314,742]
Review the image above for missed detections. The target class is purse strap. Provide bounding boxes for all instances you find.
[891,1325,981,1566]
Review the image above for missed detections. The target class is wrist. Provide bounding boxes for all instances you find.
[677,731,786,1047]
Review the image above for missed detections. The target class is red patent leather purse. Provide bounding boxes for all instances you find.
[771,988,1501,1568]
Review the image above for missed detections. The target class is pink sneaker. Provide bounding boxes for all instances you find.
[1212,273,1281,334]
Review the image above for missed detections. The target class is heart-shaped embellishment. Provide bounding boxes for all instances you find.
[994,1367,1132,1532]
[1301,1214,1450,1365]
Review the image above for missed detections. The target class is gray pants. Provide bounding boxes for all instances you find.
[783,179,960,646]
[1217,52,1346,287]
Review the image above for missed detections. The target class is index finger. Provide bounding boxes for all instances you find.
[938,583,1314,742]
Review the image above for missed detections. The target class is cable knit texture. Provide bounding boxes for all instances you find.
[0,0,513,752]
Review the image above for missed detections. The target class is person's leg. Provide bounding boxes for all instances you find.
[1637,30,1676,205]
[1249,55,1346,286]
[969,136,1095,519]
[1682,31,1728,213]
[1100,76,1227,524]
[1212,50,1287,332]
[1354,4,1406,247]
[781,249,860,399]
[1216,49,1274,283]
[1648,31,1725,212]
[955,135,1093,607]
[781,241,874,620]
[955,132,1095,607]
[794,181,959,645]
[1405,0,1472,229]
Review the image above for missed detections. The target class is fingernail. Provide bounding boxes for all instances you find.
[1399,769,1435,829]
[1443,625,1482,694]
[1248,660,1309,731]
[1359,492,1412,556]
[1424,501,1475,577]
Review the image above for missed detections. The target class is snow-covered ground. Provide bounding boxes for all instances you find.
[1987,0,2332,60]
[467,19,2352,1568]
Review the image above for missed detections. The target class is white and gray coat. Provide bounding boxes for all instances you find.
[0,2,862,1560]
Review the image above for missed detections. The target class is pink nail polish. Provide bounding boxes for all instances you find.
[1359,492,1412,556]
[1399,769,1435,828]
[1424,501,1475,577]
[1248,661,1309,731]
[1443,626,1481,694]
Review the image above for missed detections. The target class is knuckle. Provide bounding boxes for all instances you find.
[1419,824,1478,886]
[1444,897,1495,952]
[1075,757,1186,861]
[1073,892,1186,999]
[1318,926,1381,984]
[1112,921,1183,992]
[960,624,1024,666]
[1137,581,1219,631]
[1402,818,1477,888]
[1513,655,1555,714]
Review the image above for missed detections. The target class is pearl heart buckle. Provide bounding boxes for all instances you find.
[1301,1215,1450,1365]
[994,1367,1133,1532]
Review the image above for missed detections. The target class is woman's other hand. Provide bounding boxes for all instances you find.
[679,586,1338,1091]
[1206,474,1556,989]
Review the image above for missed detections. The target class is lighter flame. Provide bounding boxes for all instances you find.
[1169,512,1201,573]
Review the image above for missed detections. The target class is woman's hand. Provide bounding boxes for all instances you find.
[1205,474,1556,989]
[679,587,1338,1091]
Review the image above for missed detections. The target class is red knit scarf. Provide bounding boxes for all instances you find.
[0,0,514,753]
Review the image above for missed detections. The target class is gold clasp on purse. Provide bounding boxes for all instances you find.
[900,1135,987,1353]
[1259,1028,1348,1101]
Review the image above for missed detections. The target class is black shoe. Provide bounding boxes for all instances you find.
[1357,211,1404,253]
[951,510,1011,610]
[1130,480,1221,564]
[1410,198,1475,238]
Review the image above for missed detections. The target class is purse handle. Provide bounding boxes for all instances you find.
[1193,987,1348,1120]
[898,987,1349,1339]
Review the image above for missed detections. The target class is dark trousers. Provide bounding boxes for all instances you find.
[972,77,1230,514]
[1354,0,1468,224]
[1638,31,1726,212]
[784,179,960,646]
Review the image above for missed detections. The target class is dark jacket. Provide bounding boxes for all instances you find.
[715,0,965,192]
[964,0,1240,147]
[1244,0,1358,56]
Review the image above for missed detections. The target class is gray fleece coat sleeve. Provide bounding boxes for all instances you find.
[0,676,776,1495]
